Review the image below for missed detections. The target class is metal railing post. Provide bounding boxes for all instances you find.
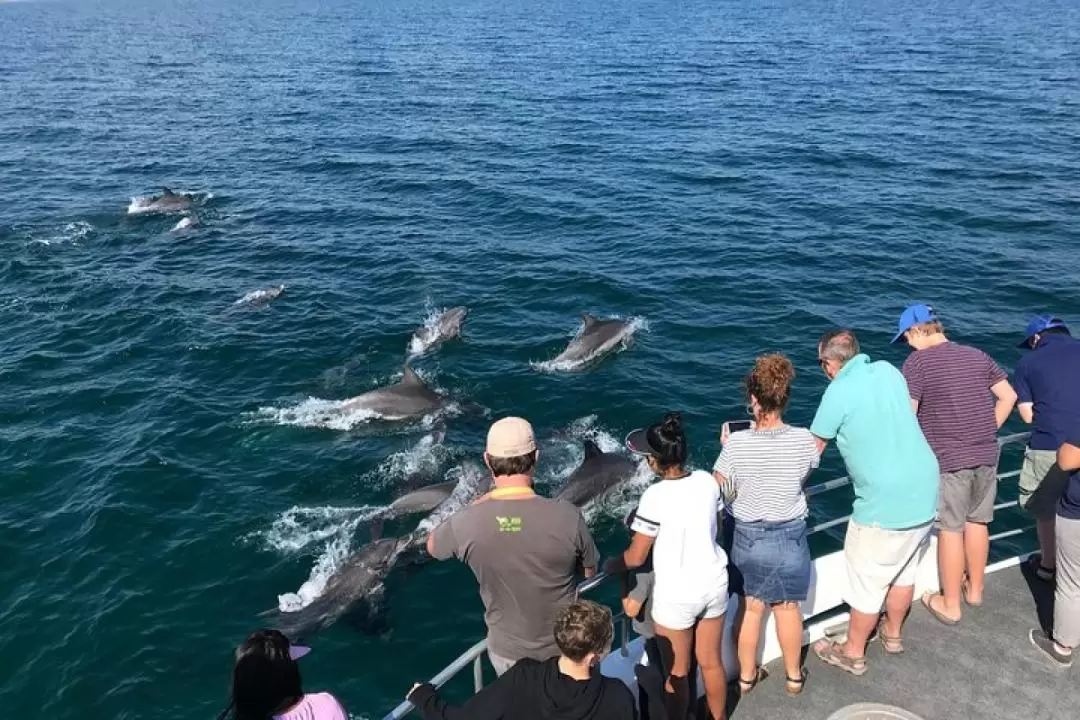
[473,654,483,693]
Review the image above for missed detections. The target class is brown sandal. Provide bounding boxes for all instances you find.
[737,666,768,696]
[876,619,904,654]
[813,639,867,676]
[785,668,807,695]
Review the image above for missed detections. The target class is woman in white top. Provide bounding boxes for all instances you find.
[606,413,729,720]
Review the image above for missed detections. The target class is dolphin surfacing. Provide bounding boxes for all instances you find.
[340,365,450,421]
[556,439,638,507]
[385,480,457,517]
[274,537,402,641]
[410,306,468,356]
[137,187,197,213]
[546,314,636,370]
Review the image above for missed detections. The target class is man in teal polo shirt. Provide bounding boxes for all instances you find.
[808,329,939,677]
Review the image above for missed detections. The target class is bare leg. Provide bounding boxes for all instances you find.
[1038,518,1057,570]
[695,615,727,720]
[842,608,877,659]
[882,584,915,640]
[654,624,694,720]
[773,601,804,680]
[934,529,964,620]
[963,521,990,603]
[736,597,763,682]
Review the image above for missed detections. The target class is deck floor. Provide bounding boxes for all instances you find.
[725,561,1078,720]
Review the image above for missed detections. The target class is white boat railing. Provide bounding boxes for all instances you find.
[381,431,1032,720]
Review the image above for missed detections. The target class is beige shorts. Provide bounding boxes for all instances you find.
[843,520,933,615]
[1019,448,1070,521]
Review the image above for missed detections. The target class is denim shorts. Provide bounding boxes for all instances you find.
[730,518,811,604]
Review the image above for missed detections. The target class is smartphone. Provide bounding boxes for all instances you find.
[726,420,753,433]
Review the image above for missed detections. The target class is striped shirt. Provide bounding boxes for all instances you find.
[901,341,1007,473]
[712,426,819,522]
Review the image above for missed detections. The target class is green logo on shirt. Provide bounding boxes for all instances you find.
[495,516,522,533]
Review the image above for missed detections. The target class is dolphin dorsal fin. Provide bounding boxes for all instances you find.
[581,313,599,329]
[583,439,603,459]
[400,364,422,385]
[162,187,175,196]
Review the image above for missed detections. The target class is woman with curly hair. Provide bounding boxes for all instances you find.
[713,354,820,697]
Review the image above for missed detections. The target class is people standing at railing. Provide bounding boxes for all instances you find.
[891,304,1017,625]
[1012,315,1080,583]
[712,353,818,696]
[809,329,939,677]
[1030,430,1080,667]
[406,599,637,720]
[425,417,599,676]
[218,629,347,720]
[620,509,663,720]
[606,413,729,720]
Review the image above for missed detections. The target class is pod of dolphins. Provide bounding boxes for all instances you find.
[268,307,643,641]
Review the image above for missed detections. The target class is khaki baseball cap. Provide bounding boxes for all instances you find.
[486,417,537,458]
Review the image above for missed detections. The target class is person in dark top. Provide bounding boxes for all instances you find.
[407,599,638,720]
[1013,316,1080,581]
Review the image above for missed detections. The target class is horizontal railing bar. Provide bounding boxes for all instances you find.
[994,500,1018,511]
[383,431,1033,720]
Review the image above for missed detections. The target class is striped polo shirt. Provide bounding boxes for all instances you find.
[712,425,819,522]
[901,341,1007,473]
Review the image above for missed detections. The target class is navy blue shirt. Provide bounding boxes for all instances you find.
[1058,428,1080,521]
[1013,334,1080,451]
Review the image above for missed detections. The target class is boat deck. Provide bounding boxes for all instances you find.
[725,561,1076,720]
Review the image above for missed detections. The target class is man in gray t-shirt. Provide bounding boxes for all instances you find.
[426,417,599,675]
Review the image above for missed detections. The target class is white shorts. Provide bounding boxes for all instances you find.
[843,519,932,615]
[650,583,729,631]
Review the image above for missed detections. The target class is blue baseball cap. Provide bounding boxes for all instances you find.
[1019,315,1067,347]
[891,304,938,344]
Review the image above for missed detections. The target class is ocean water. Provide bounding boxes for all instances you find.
[1,0,1078,716]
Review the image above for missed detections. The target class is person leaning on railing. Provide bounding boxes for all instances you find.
[606,413,729,720]
[424,417,599,677]
[890,304,1017,625]
[1011,315,1080,583]
[712,353,819,697]
[808,329,940,677]
[1028,429,1080,668]
[405,599,637,720]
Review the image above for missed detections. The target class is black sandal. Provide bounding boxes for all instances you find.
[785,668,807,696]
[737,666,768,696]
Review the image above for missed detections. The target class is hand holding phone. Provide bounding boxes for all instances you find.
[720,419,754,445]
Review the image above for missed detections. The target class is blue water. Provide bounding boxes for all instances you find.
[2,0,1078,716]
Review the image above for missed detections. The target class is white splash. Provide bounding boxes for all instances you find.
[249,398,384,431]
[407,303,449,357]
[375,429,449,488]
[33,221,92,246]
[277,532,353,612]
[532,316,648,373]
[250,504,385,554]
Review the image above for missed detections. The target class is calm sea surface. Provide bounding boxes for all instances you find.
[1,0,1078,715]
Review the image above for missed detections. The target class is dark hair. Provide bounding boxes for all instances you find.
[818,329,860,363]
[646,412,687,470]
[220,630,303,720]
[554,600,614,662]
[488,450,538,477]
[746,353,795,414]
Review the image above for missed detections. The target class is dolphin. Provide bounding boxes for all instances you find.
[549,314,635,369]
[556,439,638,507]
[273,468,488,640]
[235,284,286,307]
[143,187,195,213]
[410,306,468,355]
[274,537,403,641]
[340,365,450,420]
[171,215,199,232]
[384,480,457,517]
